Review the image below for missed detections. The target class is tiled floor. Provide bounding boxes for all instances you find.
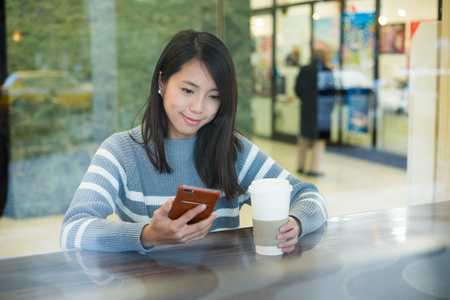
[0,137,409,258]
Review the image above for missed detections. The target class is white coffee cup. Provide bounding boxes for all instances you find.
[248,178,292,256]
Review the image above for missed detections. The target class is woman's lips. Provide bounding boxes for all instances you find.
[182,114,201,125]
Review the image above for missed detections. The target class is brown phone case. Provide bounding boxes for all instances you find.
[168,185,221,224]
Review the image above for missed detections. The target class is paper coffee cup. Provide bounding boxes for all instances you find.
[248,178,292,256]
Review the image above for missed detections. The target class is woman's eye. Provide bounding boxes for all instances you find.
[210,94,220,100]
[181,88,194,94]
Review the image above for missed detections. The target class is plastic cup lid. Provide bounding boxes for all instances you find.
[248,178,292,195]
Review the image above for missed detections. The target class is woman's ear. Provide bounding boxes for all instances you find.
[158,72,166,97]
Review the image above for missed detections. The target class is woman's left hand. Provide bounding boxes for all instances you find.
[277,217,302,253]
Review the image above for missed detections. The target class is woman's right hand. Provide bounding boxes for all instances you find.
[140,198,217,248]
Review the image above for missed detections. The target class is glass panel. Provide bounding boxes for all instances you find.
[376,0,438,155]
[341,0,376,148]
[378,0,439,205]
[224,0,254,136]
[313,1,342,67]
[250,13,273,137]
[273,5,311,138]
[312,1,342,144]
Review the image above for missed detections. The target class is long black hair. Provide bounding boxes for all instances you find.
[133,30,244,200]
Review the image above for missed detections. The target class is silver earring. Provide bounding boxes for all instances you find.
[158,89,162,94]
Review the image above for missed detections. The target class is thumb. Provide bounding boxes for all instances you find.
[162,198,174,215]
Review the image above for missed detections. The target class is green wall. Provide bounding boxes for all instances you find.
[4,0,252,218]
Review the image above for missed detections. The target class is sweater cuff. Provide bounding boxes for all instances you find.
[135,223,155,253]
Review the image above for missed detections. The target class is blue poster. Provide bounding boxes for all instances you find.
[347,88,370,132]
[342,13,375,67]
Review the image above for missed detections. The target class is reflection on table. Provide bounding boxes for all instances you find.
[0,201,449,300]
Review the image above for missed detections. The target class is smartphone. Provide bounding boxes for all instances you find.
[168,185,221,224]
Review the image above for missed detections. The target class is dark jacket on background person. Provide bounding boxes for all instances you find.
[295,60,336,140]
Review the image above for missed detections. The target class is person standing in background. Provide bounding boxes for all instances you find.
[295,50,336,177]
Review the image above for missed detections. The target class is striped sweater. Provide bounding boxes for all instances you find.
[60,126,327,252]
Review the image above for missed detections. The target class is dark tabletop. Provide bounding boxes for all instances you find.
[1,201,449,300]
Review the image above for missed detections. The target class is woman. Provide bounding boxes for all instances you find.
[60,30,327,254]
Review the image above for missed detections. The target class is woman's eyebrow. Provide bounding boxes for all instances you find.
[181,80,218,92]
[182,80,199,87]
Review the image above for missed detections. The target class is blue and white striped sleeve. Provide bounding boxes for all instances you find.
[236,134,327,238]
[60,134,152,253]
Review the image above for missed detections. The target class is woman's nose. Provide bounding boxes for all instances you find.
[189,96,203,113]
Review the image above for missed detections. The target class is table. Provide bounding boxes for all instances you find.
[1,201,449,300]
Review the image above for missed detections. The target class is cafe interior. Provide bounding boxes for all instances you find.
[0,0,449,299]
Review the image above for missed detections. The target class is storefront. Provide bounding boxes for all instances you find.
[250,0,440,158]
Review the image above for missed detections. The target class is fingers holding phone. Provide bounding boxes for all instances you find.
[176,202,207,224]
[140,186,220,248]
[168,185,220,224]
[166,185,220,241]
[171,208,218,244]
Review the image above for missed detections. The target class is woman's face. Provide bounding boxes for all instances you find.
[159,59,221,140]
